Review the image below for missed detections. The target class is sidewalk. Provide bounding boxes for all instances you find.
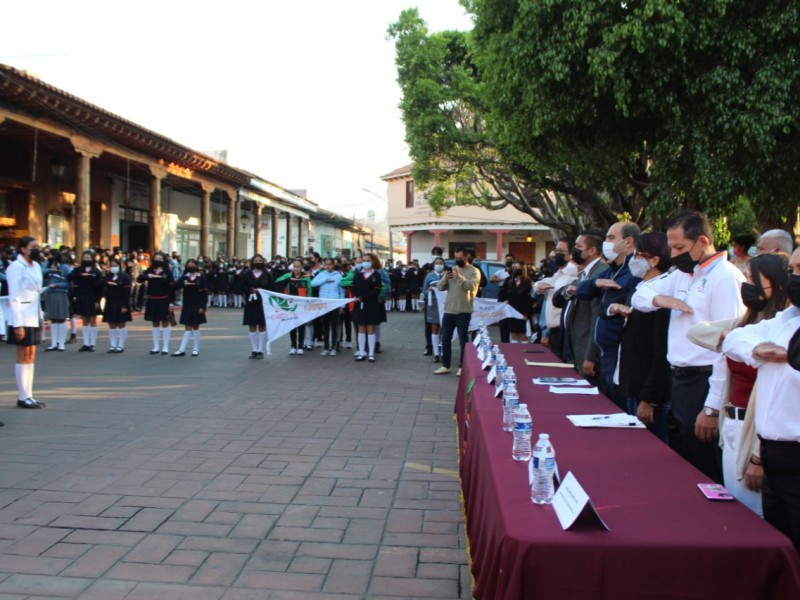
[0,309,470,599]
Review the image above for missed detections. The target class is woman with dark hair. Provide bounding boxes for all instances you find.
[423,257,447,362]
[352,253,384,362]
[498,261,533,343]
[101,257,132,353]
[42,250,71,352]
[688,251,791,516]
[137,251,176,355]
[612,232,672,442]
[6,236,45,408]
[67,251,104,352]
[173,259,209,357]
[731,234,755,274]
[242,253,275,359]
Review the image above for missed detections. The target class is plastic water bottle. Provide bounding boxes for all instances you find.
[531,434,556,504]
[496,356,508,383]
[501,367,517,394]
[512,404,533,461]
[502,384,520,431]
[491,344,500,364]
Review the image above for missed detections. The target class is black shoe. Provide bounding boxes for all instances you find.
[78,345,91,352]
[172,351,186,357]
[149,350,160,355]
[355,355,366,362]
[107,348,117,354]
[375,342,381,354]
[160,351,169,356]
[68,333,77,344]
[89,346,96,352]
[248,352,258,359]
[423,349,433,356]
[114,348,124,353]
[368,355,376,363]
[255,352,263,359]
[33,399,46,407]
[44,346,58,352]
[433,355,441,363]
[17,398,42,409]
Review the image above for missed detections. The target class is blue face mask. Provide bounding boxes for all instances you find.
[434,264,444,273]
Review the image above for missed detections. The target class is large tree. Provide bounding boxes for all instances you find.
[465,0,800,231]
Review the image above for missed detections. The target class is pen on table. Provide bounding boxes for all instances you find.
[525,350,545,354]
[591,416,611,420]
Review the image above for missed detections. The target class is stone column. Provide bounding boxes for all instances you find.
[254,203,263,255]
[297,217,305,256]
[402,231,415,264]
[200,183,211,258]
[488,229,512,260]
[268,208,277,258]
[70,137,102,251]
[429,228,449,249]
[286,212,293,257]
[234,198,241,258]
[226,190,236,258]
[148,165,167,253]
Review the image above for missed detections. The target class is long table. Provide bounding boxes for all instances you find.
[455,343,800,599]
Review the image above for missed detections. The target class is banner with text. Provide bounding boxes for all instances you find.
[258,290,351,354]
[434,290,524,331]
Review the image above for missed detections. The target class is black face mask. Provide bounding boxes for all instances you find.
[571,247,585,266]
[554,253,568,268]
[187,266,198,273]
[151,260,164,268]
[672,241,699,274]
[512,269,523,278]
[253,262,264,269]
[788,274,800,308]
[29,248,41,262]
[788,326,800,372]
[740,282,768,313]
[456,259,466,268]
[505,261,513,269]
[81,259,93,267]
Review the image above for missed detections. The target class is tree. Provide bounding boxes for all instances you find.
[388,9,630,238]
[465,0,800,232]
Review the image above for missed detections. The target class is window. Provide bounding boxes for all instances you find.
[120,206,149,223]
[405,181,415,208]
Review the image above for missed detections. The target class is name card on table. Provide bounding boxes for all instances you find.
[552,471,609,531]
[487,364,497,383]
[472,332,482,347]
[477,345,486,362]
[481,354,492,371]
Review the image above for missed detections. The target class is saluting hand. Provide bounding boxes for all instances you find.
[595,278,621,290]
[752,342,788,363]
[653,295,693,313]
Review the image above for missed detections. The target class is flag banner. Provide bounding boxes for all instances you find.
[258,290,351,354]
[434,290,525,332]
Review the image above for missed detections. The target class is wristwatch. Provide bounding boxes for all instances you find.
[703,407,719,417]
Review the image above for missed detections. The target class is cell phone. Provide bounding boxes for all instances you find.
[697,483,734,501]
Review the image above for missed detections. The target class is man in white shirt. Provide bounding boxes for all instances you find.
[722,248,800,550]
[632,210,745,482]
[533,240,576,360]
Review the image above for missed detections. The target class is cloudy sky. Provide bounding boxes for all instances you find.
[0,0,472,218]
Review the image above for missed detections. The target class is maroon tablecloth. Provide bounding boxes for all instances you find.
[456,343,800,599]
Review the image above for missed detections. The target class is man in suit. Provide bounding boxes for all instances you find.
[558,230,607,381]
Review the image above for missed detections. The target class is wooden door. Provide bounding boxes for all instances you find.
[509,242,535,266]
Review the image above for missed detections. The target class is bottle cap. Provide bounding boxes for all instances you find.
[519,403,527,409]
[539,433,549,439]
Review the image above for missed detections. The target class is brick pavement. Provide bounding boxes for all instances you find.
[0,309,470,599]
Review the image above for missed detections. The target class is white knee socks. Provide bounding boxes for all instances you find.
[118,327,128,349]
[258,332,267,353]
[82,325,90,346]
[193,330,200,352]
[151,327,160,351]
[15,363,33,400]
[432,333,440,356]
[161,326,171,352]
[179,331,191,352]
[358,332,366,356]
[109,329,118,349]
[90,326,98,347]
[368,333,376,357]
[249,332,259,352]
[399,299,406,312]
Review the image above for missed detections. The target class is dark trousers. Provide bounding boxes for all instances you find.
[440,312,470,369]
[669,371,722,483]
[289,326,304,349]
[499,319,510,343]
[549,326,563,360]
[761,439,800,554]
[321,311,338,350]
[340,310,352,343]
[425,321,433,353]
[599,350,625,411]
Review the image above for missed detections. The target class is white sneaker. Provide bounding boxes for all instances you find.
[329,349,336,356]
[290,348,297,355]
[457,368,462,376]
[321,349,330,356]
[297,348,304,355]
[315,340,323,348]
[345,342,352,349]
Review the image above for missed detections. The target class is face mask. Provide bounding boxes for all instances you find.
[82,259,93,267]
[554,253,568,268]
[110,266,120,275]
[571,247,585,266]
[29,248,41,261]
[787,274,800,308]
[628,256,649,279]
[512,269,522,278]
[455,259,466,268]
[152,260,164,268]
[253,262,264,270]
[434,264,444,273]
[740,282,768,312]
[505,261,513,269]
[187,266,198,273]
[602,241,620,262]
[672,241,698,274]
[788,326,800,372]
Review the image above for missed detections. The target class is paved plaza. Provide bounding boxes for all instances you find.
[0,309,470,599]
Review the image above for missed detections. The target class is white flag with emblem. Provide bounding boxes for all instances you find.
[434,290,524,332]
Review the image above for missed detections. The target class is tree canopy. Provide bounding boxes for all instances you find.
[390,1,800,237]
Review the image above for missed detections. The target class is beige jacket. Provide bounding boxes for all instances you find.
[437,264,481,314]
[687,317,759,480]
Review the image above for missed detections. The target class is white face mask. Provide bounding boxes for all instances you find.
[434,264,444,273]
[110,266,120,275]
[628,256,650,279]
[603,241,621,262]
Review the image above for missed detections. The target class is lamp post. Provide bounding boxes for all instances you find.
[362,188,392,263]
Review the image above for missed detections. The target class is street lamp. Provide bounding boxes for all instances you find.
[362,187,392,262]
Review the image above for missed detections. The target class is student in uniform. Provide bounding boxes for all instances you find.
[276,258,312,355]
[137,251,176,355]
[214,264,230,308]
[231,262,245,309]
[7,236,45,410]
[423,257,447,362]
[242,253,275,359]
[101,257,132,353]
[352,253,384,362]
[173,259,208,356]
[42,250,71,352]
[407,262,422,311]
[338,259,355,350]
[68,250,104,352]
[312,257,344,355]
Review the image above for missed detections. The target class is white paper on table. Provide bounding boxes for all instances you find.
[477,345,486,361]
[533,377,591,386]
[487,365,497,383]
[565,413,646,428]
[472,332,482,347]
[481,355,492,370]
[494,384,503,398]
[548,385,599,395]
[552,472,609,530]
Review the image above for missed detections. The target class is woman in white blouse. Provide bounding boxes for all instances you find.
[6,236,46,408]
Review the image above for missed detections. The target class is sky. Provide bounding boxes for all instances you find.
[0,0,472,219]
